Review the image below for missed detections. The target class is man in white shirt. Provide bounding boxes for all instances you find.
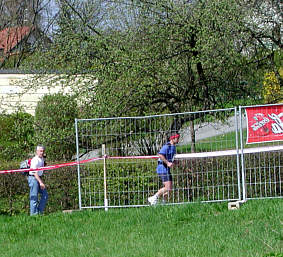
[28,145,48,215]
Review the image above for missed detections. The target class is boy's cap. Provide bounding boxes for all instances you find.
[169,134,180,140]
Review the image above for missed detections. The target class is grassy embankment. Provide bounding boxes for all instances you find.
[0,199,282,257]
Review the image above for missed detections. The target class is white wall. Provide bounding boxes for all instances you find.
[0,73,80,115]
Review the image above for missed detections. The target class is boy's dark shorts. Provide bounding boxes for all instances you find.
[158,172,172,182]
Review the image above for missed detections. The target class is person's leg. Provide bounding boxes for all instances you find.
[157,180,172,200]
[38,188,48,214]
[28,176,39,215]
[148,173,172,205]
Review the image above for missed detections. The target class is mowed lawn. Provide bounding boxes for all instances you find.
[0,199,282,257]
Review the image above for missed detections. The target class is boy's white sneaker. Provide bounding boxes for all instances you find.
[161,199,166,205]
[148,196,158,205]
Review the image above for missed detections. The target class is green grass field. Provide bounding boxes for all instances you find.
[0,199,282,257]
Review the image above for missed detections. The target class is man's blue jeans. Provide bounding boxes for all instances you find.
[28,176,48,215]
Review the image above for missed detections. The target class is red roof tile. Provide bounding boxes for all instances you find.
[0,26,33,54]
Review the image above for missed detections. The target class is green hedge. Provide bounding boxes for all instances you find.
[0,162,78,215]
[0,112,34,161]
[0,152,282,214]
[79,152,282,206]
[79,157,239,206]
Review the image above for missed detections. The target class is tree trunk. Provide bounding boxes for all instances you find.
[190,120,195,153]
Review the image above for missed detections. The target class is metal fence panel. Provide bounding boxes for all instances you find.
[75,108,242,209]
[239,105,283,200]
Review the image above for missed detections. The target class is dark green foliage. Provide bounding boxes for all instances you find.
[0,162,78,215]
[45,167,79,214]
[0,112,34,161]
[79,157,239,206]
[80,160,158,207]
[34,93,78,161]
[0,161,29,215]
[79,151,282,206]
[0,152,281,214]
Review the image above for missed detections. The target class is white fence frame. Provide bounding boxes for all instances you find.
[239,104,283,201]
[75,104,282,210]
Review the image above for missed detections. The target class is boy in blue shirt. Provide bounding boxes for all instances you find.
[148,133,180,205]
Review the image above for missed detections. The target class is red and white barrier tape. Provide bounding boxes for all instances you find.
[0,155,159,175]
[1,145,282,175]
[108,155,158,160]
[0,157,104,175]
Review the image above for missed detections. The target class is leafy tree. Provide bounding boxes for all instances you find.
[26,0,280,114]
[23,0,282,153]
[0,0,55,68]
[241,0,282,102]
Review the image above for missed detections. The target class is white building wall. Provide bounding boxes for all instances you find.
[0,73,74,115]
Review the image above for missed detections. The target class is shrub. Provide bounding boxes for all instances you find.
[0,152,281,215]
[0,162,78,215]
[0,112,34,161]
[262,69,283,104]
[34,93,78,161]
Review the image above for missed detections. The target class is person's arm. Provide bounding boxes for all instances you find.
[34,173,46,190]
[158,154,173,168]
[30,158,46,190]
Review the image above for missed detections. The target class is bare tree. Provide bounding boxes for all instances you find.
[0,0,56,68]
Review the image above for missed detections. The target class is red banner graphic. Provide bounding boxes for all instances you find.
[246,104,283,144]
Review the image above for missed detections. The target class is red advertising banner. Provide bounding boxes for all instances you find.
[246,104,283,144]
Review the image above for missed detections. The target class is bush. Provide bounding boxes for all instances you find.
[79,152,283,206]
[34,93,78,161]
[0,162,78,215]
[0,112,34,161]
[0,152,281,215]
[262,71,282,104]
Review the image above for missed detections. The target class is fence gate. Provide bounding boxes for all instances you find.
[75,108,244,209]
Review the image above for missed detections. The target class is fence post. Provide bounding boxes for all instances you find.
[75,118,82,210]
[102,144,108,211]
[239,106,247,202]
[235,107,242,201]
